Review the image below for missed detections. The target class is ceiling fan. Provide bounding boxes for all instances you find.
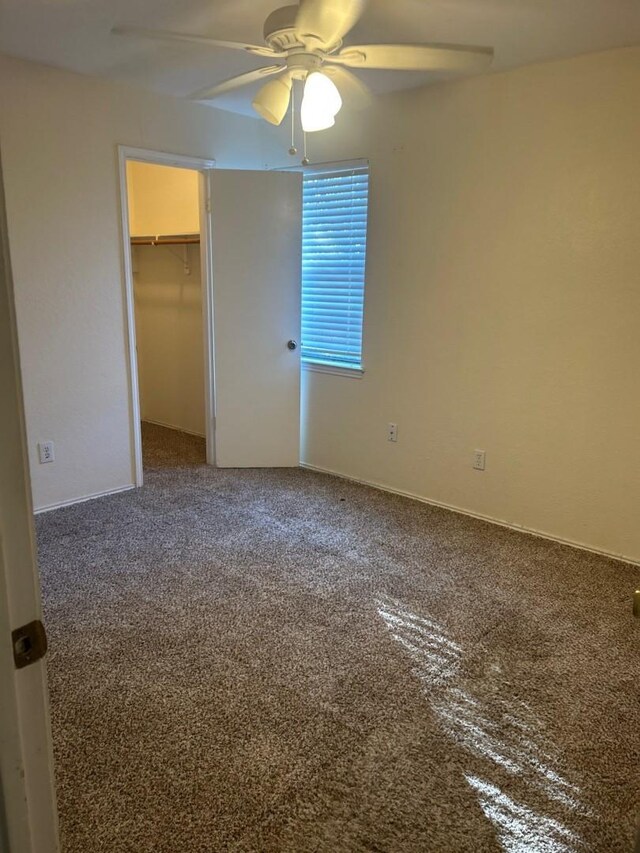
[113,0,494,133]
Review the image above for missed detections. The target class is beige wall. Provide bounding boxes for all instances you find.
[0,54,280,511]
[133,244,205,436]
[127,161,200,237]
[275,46,640,562]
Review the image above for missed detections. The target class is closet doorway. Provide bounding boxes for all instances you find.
[119,148,216,485]
[120,149,302,481]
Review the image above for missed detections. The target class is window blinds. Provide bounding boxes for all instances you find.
[301,166,369,369]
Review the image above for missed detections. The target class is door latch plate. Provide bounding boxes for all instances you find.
[12,620,48,669]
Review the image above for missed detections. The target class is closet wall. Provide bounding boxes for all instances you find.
[127,163,205,437]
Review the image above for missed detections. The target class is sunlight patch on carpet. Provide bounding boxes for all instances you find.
[376,595,590,851]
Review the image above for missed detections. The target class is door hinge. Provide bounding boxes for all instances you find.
[12,620,48,669]
[205,196,211,214]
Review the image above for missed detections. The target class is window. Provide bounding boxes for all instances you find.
[301,165,369,372]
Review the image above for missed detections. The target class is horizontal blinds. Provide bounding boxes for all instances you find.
[301,167,368,368]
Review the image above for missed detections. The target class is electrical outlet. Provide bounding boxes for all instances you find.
[473,449,486,471]
[387,423,398,443]
[38,441,55,464]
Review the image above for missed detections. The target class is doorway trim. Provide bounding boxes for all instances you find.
[117,146,216,486]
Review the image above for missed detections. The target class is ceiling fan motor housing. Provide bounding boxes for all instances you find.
[264,5,342,55]
[263,6,305,51]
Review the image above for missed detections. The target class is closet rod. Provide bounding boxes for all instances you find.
[130,233,200,246]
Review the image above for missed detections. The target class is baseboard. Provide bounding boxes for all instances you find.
[34,484,136,515]
[300,463,640,568]
[141,418,205,439]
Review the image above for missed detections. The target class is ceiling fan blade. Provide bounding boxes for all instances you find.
[112,26,283,58]
[295,0,366,49]
[322,66,371,110]
[188,65,285,102]
[329,42,494,72]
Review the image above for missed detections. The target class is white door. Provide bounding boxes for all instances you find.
[211,170,301,468]
[0,157,59,851]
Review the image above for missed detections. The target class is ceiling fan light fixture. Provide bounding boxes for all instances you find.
[300,71,342,133]
[252,74,292,125]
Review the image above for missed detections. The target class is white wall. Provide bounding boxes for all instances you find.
[134,244,205,436]
[268,47,640,563]
[0,54,281,511]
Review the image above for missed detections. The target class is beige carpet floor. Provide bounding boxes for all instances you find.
[36,423,640,852]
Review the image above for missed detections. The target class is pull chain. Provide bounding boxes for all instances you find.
[288,82,297,156]
[302,130,309,166]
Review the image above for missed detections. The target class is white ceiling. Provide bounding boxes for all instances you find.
[0,0,639,117]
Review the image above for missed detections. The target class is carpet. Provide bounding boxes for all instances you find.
[141,421,206,470]
[36,423,640,852]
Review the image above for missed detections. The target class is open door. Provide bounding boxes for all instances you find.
[0,154,59,850]
[211,170,301,468]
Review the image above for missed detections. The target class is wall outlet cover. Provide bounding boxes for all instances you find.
[38,441,55,464]
[473,449,486,471]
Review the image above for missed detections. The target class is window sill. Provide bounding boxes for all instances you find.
[302,360,364,379]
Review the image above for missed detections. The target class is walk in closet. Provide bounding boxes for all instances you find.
[126,161,205,463]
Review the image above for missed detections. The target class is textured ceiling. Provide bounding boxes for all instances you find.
[0,0,639,116]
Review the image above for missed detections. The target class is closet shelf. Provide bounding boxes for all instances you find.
[131,234,200,246]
